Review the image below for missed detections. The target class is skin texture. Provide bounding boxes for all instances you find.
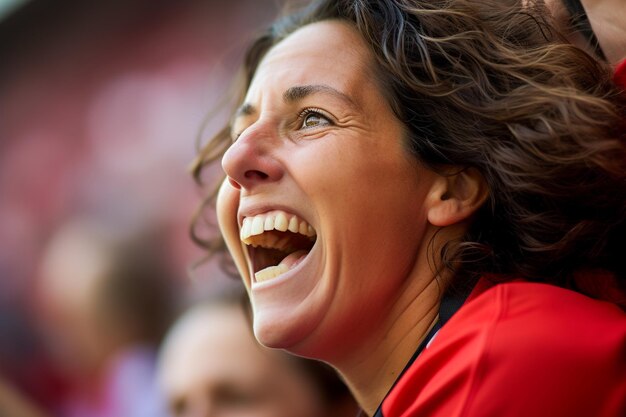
[544,0,626,64]
[157,303,333,417]
[217,20,487,414]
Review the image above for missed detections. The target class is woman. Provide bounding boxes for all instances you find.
[192,0,626,416]
[157,290,358,417]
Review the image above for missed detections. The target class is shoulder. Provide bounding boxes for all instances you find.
[381,280,626,417]
[462,279,626,348]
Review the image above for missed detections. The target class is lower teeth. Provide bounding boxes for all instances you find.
[255,264,289,282]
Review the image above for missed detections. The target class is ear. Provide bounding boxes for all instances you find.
[427,167,489,227]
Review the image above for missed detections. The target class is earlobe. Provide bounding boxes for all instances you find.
[427,168,489,227]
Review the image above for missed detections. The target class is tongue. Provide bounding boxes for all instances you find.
[278,249,308,269]
[254,250,309,283]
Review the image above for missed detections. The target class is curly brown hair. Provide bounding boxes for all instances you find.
[191,0,626,296]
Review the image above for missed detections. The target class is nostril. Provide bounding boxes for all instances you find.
[244,170,269,180]
[228,177,241,190]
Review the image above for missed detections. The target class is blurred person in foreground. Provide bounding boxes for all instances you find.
[36,218,176,417]
[157,288,359,417]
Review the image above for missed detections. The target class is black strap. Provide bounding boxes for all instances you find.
[561,0,607,61]
[369,292,470,417]
[369,324,439,416]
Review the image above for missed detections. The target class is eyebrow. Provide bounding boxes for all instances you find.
[282,84,355,105]
[235,102,256,118]
[233,84,356,120]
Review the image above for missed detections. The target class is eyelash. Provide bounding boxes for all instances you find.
[231,108,332,141]
[298,108,332,129]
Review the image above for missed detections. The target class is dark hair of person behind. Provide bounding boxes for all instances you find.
[96,231,177,345]
[191,0,626,299]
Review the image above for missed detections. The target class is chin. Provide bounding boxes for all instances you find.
[250,284,330,355]
[252,305,316,351]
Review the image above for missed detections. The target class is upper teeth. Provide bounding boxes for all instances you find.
[240,211,315,244]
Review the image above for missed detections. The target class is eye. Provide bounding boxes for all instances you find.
[230,124,244,142]
[299,108,331,129]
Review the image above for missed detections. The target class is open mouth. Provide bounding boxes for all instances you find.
[240,210,316,283]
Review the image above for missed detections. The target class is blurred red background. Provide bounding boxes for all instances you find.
[0,0,279,413]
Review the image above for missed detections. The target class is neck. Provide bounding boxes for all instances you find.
[336,272,443,416]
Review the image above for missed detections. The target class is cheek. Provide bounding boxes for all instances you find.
[216,179,249,281]
[216,178,239,229]
[298,141,431,266]
[295,141,422,213]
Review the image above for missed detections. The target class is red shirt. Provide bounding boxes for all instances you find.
[380,278,626,417]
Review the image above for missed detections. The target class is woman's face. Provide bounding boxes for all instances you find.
[218,20,442,359]
[159,305,329,417]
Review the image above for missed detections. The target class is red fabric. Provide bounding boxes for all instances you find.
[381,277,626,417]
[614,59,626,89]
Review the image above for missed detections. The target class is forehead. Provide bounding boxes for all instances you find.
[159,306,276,391]
[246,20,375,102]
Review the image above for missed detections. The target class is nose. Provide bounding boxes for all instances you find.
[221,123,284,191]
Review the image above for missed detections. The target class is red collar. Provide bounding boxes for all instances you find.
[614,58,626,89]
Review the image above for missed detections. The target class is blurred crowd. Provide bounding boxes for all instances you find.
[0,1,357,416]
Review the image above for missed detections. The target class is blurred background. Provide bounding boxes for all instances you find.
[0,0,279,415]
